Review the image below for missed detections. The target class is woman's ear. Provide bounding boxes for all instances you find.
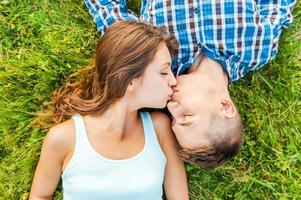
[126,77,142,94]
[220,99,237,118]
[127,81,135,92]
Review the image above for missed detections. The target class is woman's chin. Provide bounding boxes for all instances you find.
[147,99,169,109]
[155,104,166,109]
[157,102,168,109]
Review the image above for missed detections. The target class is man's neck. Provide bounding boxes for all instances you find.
[188,54,229,87]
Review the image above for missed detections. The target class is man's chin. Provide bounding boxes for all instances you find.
[166,100,179,110]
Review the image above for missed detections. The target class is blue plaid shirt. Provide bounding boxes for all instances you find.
[84,0,296,81]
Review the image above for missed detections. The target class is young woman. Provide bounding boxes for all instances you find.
[29,21,188,200]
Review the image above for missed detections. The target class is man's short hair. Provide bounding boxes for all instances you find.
[178,112,243,168]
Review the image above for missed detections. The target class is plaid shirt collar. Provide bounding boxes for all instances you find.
[85,0,296,81]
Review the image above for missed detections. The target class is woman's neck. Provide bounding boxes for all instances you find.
[86,99,140,139]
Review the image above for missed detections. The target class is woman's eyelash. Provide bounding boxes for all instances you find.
[160,72,169,75]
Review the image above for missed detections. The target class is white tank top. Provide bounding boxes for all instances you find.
[62,112,167,200]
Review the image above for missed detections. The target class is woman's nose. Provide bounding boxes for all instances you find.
[169,74,177,87]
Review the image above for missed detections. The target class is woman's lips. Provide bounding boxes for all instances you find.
[167,94,172,102]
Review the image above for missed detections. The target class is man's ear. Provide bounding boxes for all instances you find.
[220,99,237,118]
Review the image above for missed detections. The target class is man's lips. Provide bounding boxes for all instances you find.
[171,91,179,102]
[172,86,179,93]
[168,95,172,102]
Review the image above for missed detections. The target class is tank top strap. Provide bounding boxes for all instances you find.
[140,112,162,149]
[71,114,87,139]
[62,115,90,177]
[70,114,93,152]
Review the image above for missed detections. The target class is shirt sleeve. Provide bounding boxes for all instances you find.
[254,0,297,65]
[139,0,297,80]
[200,0,297,81]
[84,0,139,35]
[256,0,296,29]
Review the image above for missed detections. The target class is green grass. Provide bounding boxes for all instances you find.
[0,0,300,199]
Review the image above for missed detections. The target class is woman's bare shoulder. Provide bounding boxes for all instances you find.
[49,119,75,136]
[149,112,174,146]
[43,119,76,158]
[150,112,172,131]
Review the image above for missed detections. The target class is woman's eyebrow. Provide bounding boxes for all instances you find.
[160,62,171,68]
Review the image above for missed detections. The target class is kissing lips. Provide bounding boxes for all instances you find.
[168,95,172,102]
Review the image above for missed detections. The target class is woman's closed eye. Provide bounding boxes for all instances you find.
[160,71,169,75]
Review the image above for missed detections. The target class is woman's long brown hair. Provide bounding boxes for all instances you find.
[43,21,178,125]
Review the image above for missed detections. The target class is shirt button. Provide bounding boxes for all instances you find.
[160,25,167,31]
[194,8,198,14]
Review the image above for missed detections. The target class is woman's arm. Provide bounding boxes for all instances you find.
[29,121,74,200]
[151,112,189,200]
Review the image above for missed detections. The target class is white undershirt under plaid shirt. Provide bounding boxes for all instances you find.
[84,0,296,81]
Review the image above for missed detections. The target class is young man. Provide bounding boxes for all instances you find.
[84,0,296,167]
